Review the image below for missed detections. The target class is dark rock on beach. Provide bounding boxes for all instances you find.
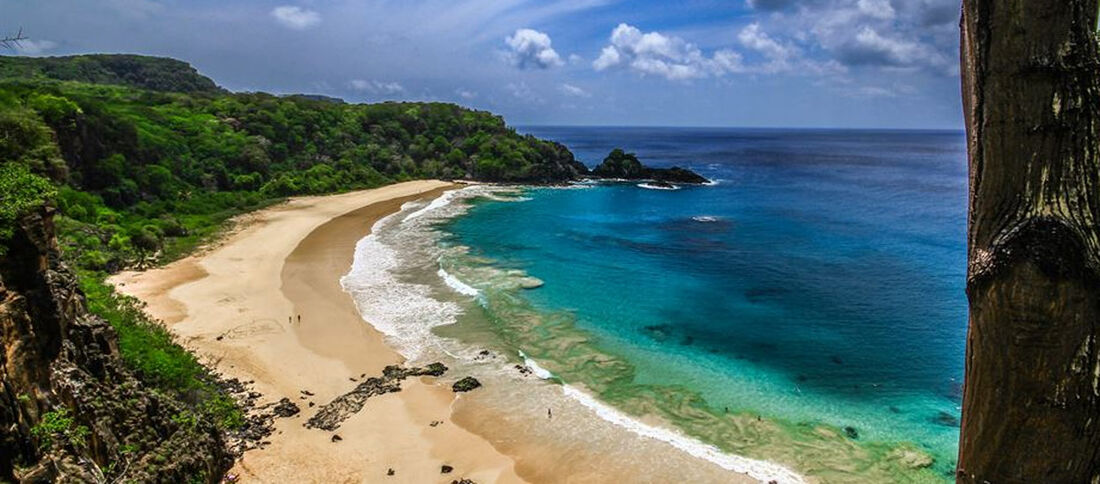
[441,465,454,474]
[306,363,449,431]
[272,397,300,417]
[591,149,709,185]
[452,377,482,393]
[844,426,860,439]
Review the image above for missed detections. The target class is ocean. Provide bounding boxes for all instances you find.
[342,127,968,482]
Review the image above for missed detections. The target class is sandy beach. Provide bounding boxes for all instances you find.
[109,180,774,484]
[111,180,524,483]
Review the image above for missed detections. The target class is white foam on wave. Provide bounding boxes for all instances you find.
[404,188,459,222]
[342,185,500,359]
[518,351,555,379]
[481,193,533,202]
[637,183,680,191]
[692,216,720,223]
[438,266,479,297]
[342,216,460,359]
[520,353,805,484]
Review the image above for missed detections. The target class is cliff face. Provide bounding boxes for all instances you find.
[0,205,230,482]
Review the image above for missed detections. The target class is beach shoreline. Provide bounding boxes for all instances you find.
[110,180,525,483]
[109,180,786,483]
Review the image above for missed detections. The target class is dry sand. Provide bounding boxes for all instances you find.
[111,180,523,483]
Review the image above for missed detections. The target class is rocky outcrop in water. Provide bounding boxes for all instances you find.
[0,205,231,482]
[591,149,709,184]
[306,363,447,431]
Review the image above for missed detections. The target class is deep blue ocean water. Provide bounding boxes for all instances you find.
[444,127,968,476]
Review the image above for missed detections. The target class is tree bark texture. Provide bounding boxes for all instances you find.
[958,1,1100,482]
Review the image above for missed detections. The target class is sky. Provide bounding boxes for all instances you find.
[1,0,964,129]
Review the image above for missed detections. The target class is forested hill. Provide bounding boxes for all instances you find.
[0,53,590,481]
[0,53,587,272]
[0,54,222,93]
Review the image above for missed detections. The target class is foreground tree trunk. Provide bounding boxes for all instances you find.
[958,0,1100,482]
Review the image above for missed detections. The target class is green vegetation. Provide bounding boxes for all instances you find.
[30,408,90,452]
[0,54,587,447]
[78,274,244,431]
[591,148,645,178]
[0,54,222,93]
[0,163,55,253]
[0,59,584,272]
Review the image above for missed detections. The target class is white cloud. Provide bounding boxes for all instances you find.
[505,81,545,104]
[592,46,621,71]
[713,49,746,73]
[505,28,564,69]
[755,0,957,76]
[455,88,477,99]
[592,23,839,81]
[559,83,590,97]
[593,23,748,81]
[14,39,58,56]
[857,0,896,19]
[349,79,405,95]
[738,23,799,72]
[271,6,321,30]
[835,26,953,73]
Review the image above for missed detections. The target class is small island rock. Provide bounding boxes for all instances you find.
[591,149,708,185]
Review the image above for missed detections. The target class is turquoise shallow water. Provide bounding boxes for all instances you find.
[440,127,968,479]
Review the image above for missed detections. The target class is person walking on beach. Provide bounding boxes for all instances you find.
[547,408,552,419]
[297,314,301,324]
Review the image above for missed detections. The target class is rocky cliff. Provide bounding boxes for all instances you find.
[0,204,231,482]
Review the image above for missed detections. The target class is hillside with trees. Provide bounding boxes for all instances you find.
[0,53,588,481]
[0,54,223,93]
[0,54,587,273]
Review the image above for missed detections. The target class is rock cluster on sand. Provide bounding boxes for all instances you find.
[452,377,482,393]
[306,363,448,431]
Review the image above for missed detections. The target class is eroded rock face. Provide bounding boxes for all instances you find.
[0,206,231,482]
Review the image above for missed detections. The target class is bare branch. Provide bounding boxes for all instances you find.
[1,27,27,50]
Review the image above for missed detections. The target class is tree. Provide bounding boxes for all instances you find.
[957,1,1100,482]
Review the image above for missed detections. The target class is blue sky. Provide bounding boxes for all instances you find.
[2,0,963,128]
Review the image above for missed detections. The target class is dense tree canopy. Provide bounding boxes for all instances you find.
[0,55,586,273]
